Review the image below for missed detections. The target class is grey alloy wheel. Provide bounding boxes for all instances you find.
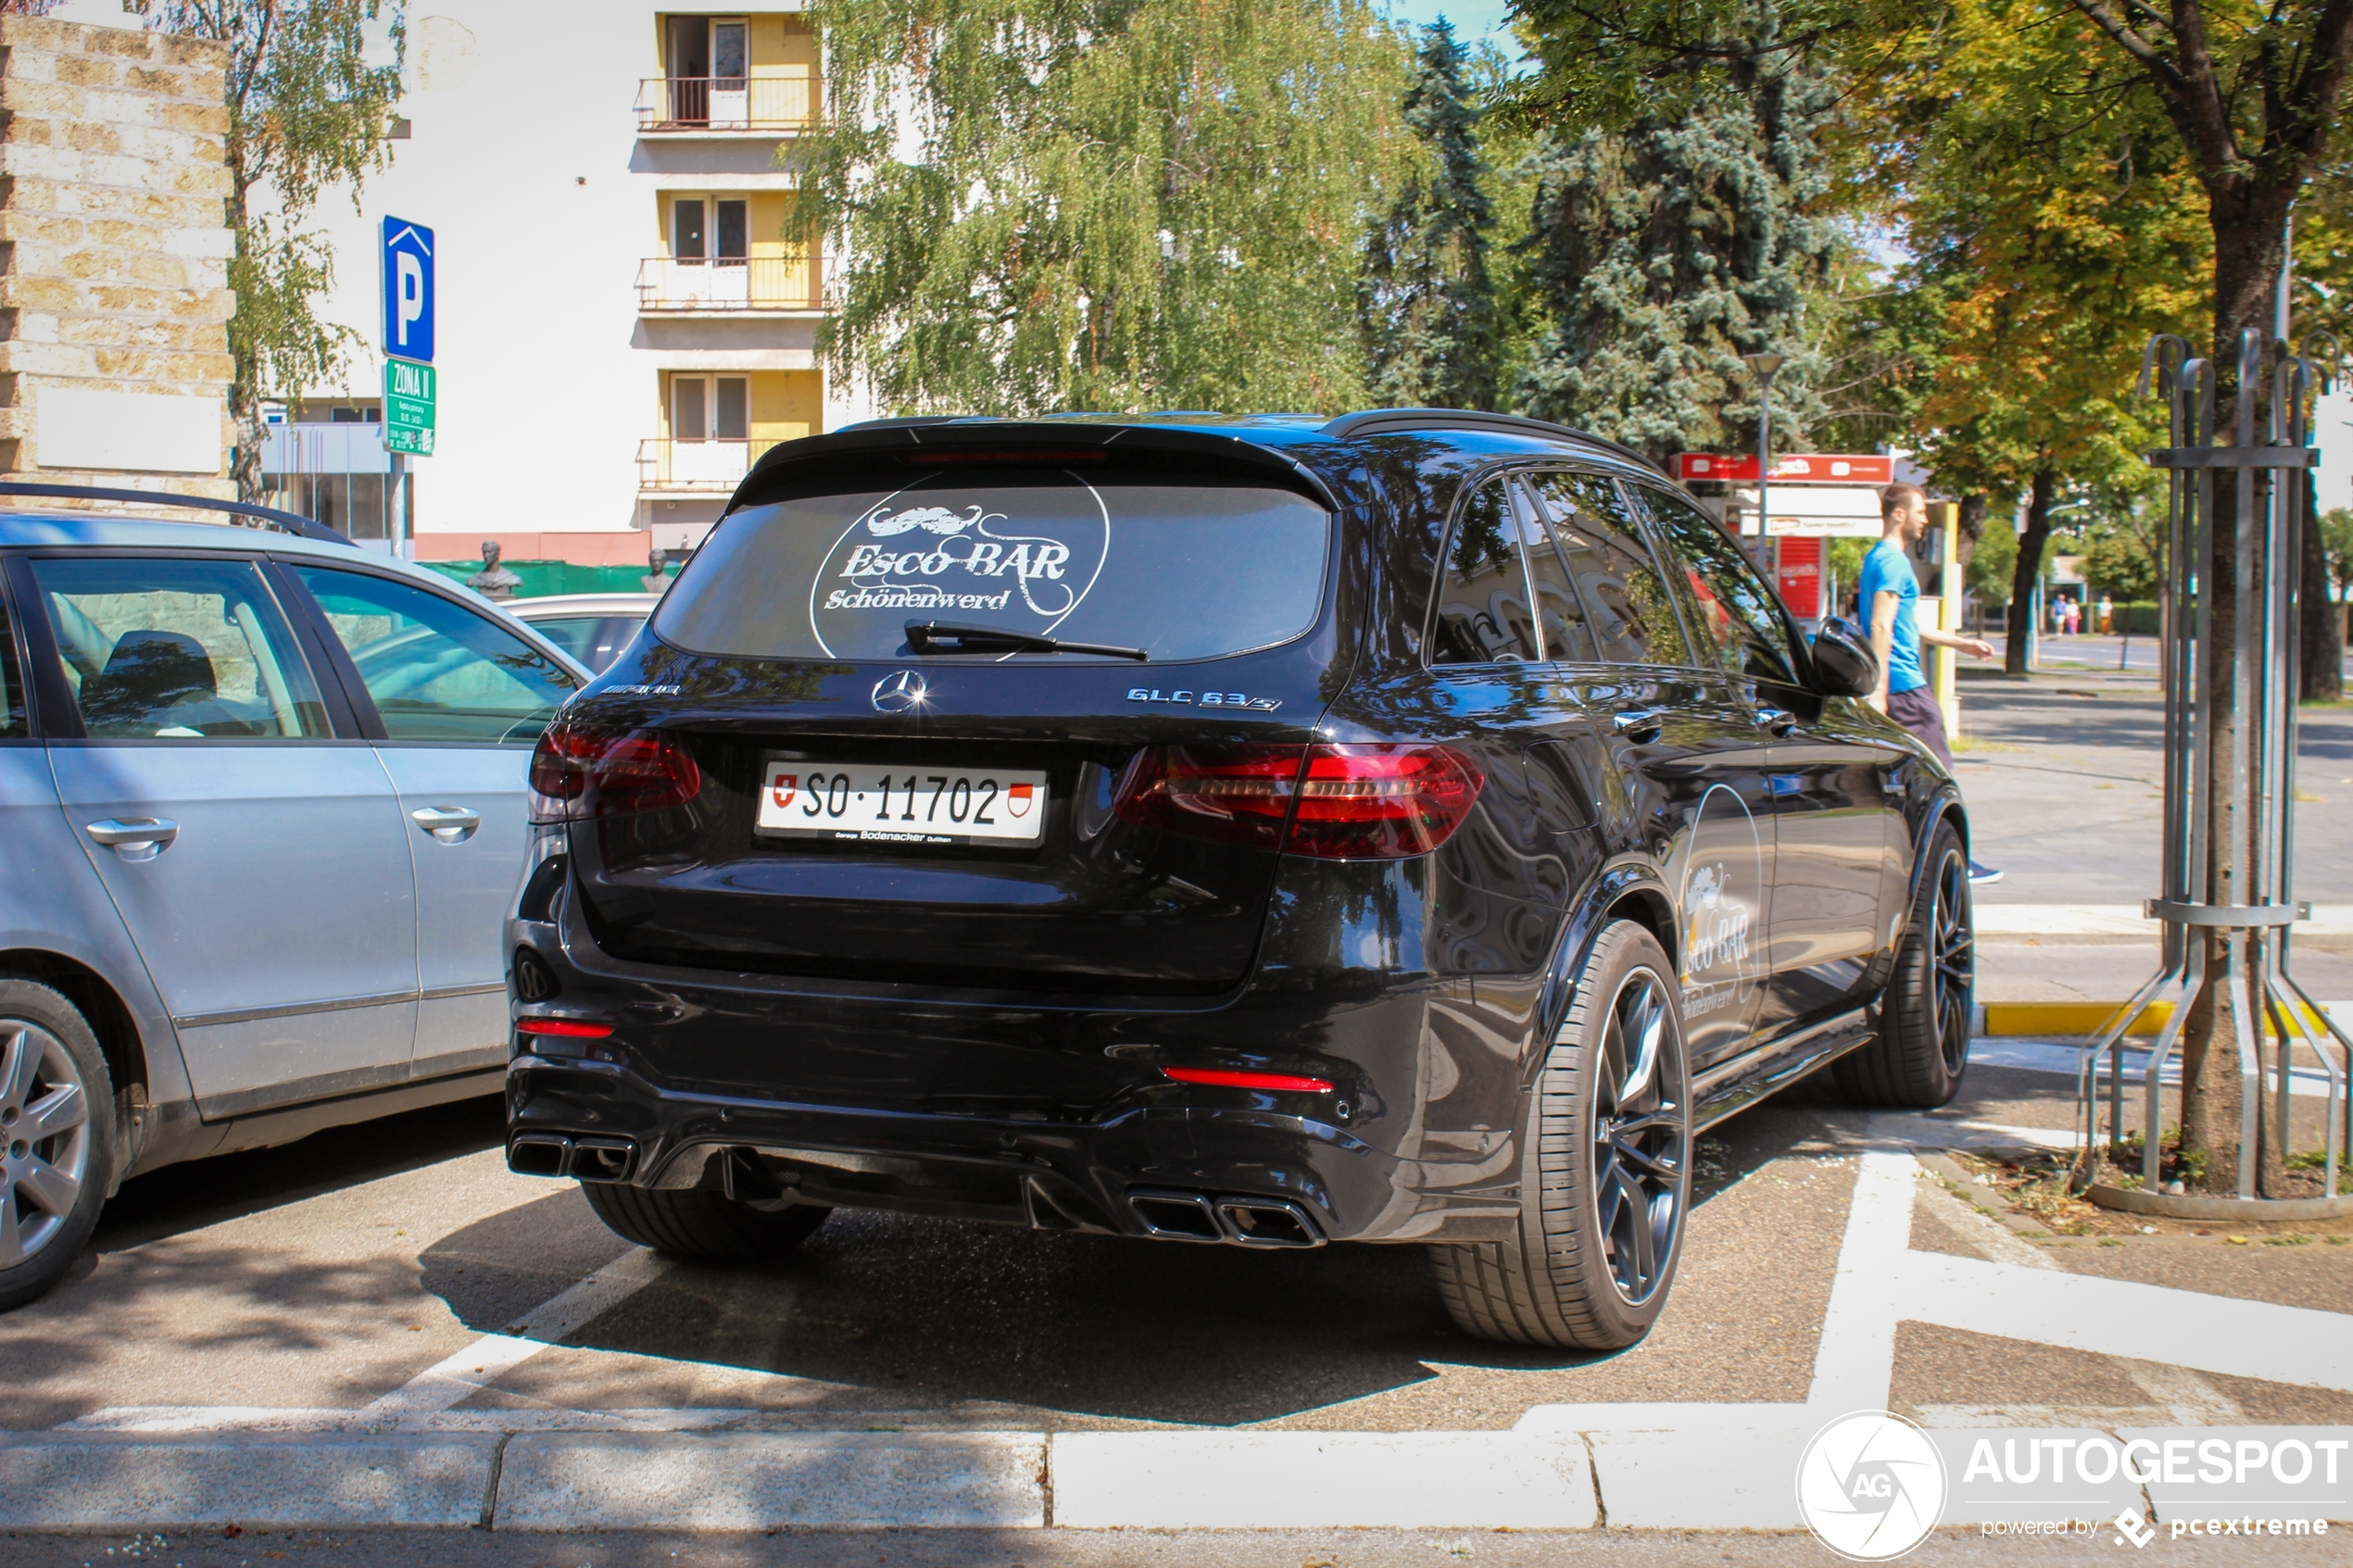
[0,1022,93,1273]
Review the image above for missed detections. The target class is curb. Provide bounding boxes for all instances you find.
[495,1430,1044,1531]
[6,1423,2351,1532]
[1976,999,2343,1038]
[0,1432,500,1529]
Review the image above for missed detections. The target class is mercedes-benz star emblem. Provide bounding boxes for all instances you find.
[872,671,928,713]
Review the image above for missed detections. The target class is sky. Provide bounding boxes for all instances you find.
[1381,0,1526,58]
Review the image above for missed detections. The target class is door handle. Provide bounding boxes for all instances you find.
[85,817,179,862]
[1613,709,1664,741]
[1752,708,1796,736]
[410,806,482,845]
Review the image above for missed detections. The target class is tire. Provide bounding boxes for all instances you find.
[0,980,115,1313]
[1429,920,1692,1349]
[582,1181,830,1261]
[1833,817,1972,1109]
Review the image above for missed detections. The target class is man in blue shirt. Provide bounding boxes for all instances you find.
[1861,483,2003,884]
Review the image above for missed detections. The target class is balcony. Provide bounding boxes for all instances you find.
[637,436,781,495]
[636,256,818,314]
[635,76,814,132]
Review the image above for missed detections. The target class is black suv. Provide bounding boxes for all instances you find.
[504,410,1973,1349]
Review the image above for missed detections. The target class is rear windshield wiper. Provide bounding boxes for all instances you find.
[904,621,1150,661]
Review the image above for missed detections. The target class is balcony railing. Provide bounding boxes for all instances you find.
[637,436,782,494]
[635,75,815,132]
[636,256,819,313]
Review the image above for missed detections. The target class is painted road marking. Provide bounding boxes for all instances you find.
[350,1243,676,1430]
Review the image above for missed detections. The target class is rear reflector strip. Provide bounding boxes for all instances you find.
[517,1018,613,1039]
[1162,1066,1335,1093]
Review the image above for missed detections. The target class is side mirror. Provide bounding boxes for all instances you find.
[1809,617,1880,698]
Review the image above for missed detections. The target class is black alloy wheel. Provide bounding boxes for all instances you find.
[1833,819,1972,1108]
[1430,920,1692,1348]
[1591,964,1687,1306]
[1931,842,1974,1079]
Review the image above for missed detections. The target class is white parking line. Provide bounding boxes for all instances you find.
[347,1245,675,1431]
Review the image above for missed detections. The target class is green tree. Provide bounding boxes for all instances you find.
[157,1,407,502]
[1511,8,1839,463]
[801,0,1411,416]
[1872,0,2206,671]
[1360,20,1501,411]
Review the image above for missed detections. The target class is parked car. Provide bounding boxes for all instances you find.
[508,592,661,676]
[0,498,588,1310]
[503,410,1973,1348]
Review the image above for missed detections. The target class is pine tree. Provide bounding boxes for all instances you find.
[1359,21,1500,411]
[1510,3,1837,464]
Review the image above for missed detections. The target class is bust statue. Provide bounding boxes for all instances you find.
[468,539,522,600]
[643,546,670,595]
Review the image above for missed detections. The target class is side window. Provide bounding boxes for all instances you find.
[26,556,329,739]
[1430,478,1539,664]
[289,566,578,744]
[1510,480,1599,662]
[1637,487,1801,687]
[0,584,27,738]
[1525,473,1692,667]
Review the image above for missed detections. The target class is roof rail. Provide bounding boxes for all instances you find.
[0,482,356,546]
[1318,409,1663,475]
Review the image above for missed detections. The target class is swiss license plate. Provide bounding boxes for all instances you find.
[755,759,1049,846]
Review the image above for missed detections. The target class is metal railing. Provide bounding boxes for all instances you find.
[636,437,781,493]
[635,256,819,313]
[635,76,815,132]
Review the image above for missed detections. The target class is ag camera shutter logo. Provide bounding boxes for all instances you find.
[1796,1411,1948,1560]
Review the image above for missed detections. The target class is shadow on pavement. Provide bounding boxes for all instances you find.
[412,1096,1877,1427]
[94,1094,507,1252]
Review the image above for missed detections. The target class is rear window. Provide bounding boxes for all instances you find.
[654,469,1331,663]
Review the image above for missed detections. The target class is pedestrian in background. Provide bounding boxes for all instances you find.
[1861,483,2004,884]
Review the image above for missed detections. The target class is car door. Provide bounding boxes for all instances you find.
[12,551,419,1117]
[281,563,580,1076]
[1630,486,1900,1034]
[1519,472,1778,1076]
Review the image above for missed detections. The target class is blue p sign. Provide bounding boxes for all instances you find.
[381,217,434,363]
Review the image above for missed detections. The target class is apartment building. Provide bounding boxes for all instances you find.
[49,0,862,557]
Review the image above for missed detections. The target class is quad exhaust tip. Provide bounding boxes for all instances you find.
[1129,1189,1325,1248]
[507,1134,637,1184]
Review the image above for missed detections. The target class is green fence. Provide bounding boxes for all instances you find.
[420,560,678,598]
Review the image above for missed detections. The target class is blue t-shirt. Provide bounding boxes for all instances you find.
[1858,539,1926,694]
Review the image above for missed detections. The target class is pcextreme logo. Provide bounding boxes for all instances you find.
[1795,1411,1949,1561]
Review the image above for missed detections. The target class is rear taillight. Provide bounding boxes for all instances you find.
[529,722,703,822]
[1112,744,1303,850]
[1288,744,1485,859]
[1113,742,1482,859]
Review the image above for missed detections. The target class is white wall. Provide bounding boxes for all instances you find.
[49,0,778,538]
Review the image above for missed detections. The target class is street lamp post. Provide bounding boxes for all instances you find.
[1742,351,1785,564]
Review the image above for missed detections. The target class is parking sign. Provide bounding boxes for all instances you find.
[381,217,434,362]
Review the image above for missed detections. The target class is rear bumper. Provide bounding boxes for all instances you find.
[506,1049,1426,1244]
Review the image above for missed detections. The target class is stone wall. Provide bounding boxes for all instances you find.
[0,16,234,502]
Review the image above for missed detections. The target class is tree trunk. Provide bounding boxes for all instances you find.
[2302,467,2344,701]
[2175,193,2293,1196]
[2004,471,2055,675]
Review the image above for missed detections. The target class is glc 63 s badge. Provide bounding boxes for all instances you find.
[1126,687,1281,711]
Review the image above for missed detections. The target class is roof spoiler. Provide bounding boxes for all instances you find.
[0,482,357,546]
[727,420,1343,513]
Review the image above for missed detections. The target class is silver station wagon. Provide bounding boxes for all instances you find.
[0,502,586,1310]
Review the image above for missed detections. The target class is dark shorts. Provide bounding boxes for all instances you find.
[1886,684,1953,770]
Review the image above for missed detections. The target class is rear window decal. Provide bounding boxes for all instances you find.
[810,483,1111,656]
